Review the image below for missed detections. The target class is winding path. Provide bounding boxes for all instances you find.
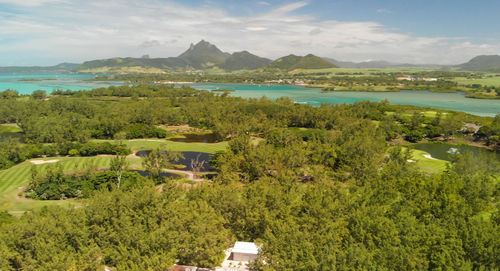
[166,169,206,182]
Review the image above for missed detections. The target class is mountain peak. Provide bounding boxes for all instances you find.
[266,54,336,70]
[178,40,230,69]
[221,51,272,71]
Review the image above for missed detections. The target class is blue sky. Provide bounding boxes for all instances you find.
[0,0,499,66]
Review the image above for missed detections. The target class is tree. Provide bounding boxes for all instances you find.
[110,155,129,189]
[440,115,462,140]
[142,147,182,180]
[190,154,206,179]
[32,90,47,100]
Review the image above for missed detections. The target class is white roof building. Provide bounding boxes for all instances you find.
[232,242,258,255]
[230,241,259,262]
[217,241,260,271]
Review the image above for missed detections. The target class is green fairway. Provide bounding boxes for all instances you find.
[92,139,228,154]
[409,148,449,172]
[452,75,500,87]
[0,123,23,142]
[0,156,117,212]
[0,138,228,212]
[0,123,22,133]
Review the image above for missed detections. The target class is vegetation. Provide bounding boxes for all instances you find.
[78,40,272,73]
[26,163,145,200]
[0,140,130,170]
[142,148,182,180]
[90,68,500,99]
[265,54,337,71]
[0,85,499,270]
[458,55,500,72]
[0,151,498,270]
[220,51,272,71]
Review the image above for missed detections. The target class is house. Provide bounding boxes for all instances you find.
[230,242,259,262]
[422,78,438,82]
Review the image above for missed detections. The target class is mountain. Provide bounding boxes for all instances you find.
[265,54,337,70]
[77,57,190,72]
[220,51,272,71]
[323,58,431,68]
[76,40,270,72]
[0,63,80,73]
[457,55,500,72]
[178,40,230,69]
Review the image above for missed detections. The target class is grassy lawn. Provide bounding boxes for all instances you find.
[452,75,500,87]
[0,124,23,142]
[408,148,449,173]
[385,110,447,119]
[92,139,228,154]
[390,146,449,173]
[292,67,437,77]
[0,138,228,212]
[0,123,22,133]
[0,156,119,212]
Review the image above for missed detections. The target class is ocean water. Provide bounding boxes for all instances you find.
[1,73,498,117]
[0,72,120,93]
[189,83,500,117]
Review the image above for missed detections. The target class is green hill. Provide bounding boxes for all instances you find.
[0,63,80,73]
[458,55,500,72]
[178,40,230,69]
[220,51,271,71]
[78,57,189,72]
[265,54,337,70]
[72,42,339,73]
[77,41,271,72]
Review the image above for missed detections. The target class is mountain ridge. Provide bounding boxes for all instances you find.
[77,40,273,72]
[265,54,337,70]
[1,41,498,73]
[457,55,500,72]
[323,58,441,68]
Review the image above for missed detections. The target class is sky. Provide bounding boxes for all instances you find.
[0,0,500,66]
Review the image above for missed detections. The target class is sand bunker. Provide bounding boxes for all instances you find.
[423,154,437,160]
[30,159,59,165]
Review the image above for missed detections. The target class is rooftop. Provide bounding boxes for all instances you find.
[232,242,259,255]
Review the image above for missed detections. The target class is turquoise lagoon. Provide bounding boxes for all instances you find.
[189,83,499,117]
[0,72,120,93]
[1,73,498,117]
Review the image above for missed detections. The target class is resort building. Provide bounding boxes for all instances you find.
[216,241,260,271]
[230,242,259,262]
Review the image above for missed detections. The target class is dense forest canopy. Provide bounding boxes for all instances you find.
[0,85,499,270]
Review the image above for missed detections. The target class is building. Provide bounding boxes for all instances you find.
[230,242,259,262]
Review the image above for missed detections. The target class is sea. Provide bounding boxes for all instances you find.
[1,73,499,117]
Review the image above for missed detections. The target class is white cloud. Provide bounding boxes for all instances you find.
[376,8,392,14]
[0,0,499,65]
[257,1,270,5]
[246,27,267,31]
[0,0,65,6]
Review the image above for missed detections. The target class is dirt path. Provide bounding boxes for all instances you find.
[166,169,206,182]
[127,152,140,159]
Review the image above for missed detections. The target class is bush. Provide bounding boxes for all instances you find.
[124,123,167,139]
[404,130,424,142]
[27,170,146,200]
[68,149,79,156]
